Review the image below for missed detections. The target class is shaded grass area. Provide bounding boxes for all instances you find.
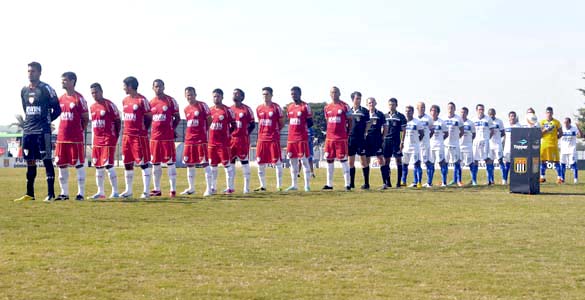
[1,167,585,299]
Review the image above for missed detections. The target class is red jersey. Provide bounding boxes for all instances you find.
[90,99,120,146]
[122,94,150,136]
[208,105,235,147]
[57,92,88,143]
[150,95,179,141]
[230,103,255,139]
[286,101,312,142]
[256,102,283,142]
[324,100,351,141]
[184,101,211,144]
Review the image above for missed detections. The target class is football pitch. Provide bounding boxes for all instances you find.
[1,167,585,299]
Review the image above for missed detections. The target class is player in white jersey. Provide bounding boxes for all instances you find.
[401,106,424,187]
[443,102,464,186]
[502,111,521,184]
[428,105,449,186]
[471,104,495,185]
[560,117,581,183]
[488,108,505,183]
[415,102,433,188]
[459,107,476,186]
[523,107,540,128]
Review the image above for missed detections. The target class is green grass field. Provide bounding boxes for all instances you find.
[1,167,585,299]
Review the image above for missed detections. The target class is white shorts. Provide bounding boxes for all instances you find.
[402,150,420,165]
[430,148,445,164]
[445,145,460,164]
[461,151,473,167]
[489,144,503,161]
[419,144,431,163]
[560,152,577,165]
[472,139,490,161]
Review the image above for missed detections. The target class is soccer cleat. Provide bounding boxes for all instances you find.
[253,186,266,192]
[360,184,370,190]
[556,178,564,184]
[43,195,55,203]
[378,184,388,190]
[203,188,216,197]
[457,181,465,187]
[285,186,298,192]
[422,183,432,188]
[539,178,546,183]
[502,180,507,185]
[487,181,494,186]
[440,183,447,187]
[322,185,333,190]
[149,190,162,197]
[88,193,106,200]
[180,189,195,195]
[447,180,456,186]
[408,183,417,188]
[416,183,422,188]
[14,195,35,202]
[223,189,235,195]
[304,186,311,192]
[243,188,250,194]
[120,192,133,198]
[311,173,316,178]
[140,192,150,199]
[345,186,351,191]
[297,174,301,178]
[395,183,402,189]
[169,191,176,198]
[574,178,578,184]
[75,194,84,201]
[55,194,69,201]
[350,183,355,189]
[109,192,120,199]
[471,181,477,186]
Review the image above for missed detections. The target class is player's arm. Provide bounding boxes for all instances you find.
[443,130,448,140]
[458,125,464,138]
[557,123,562,139]
[399,126,406,151]
[471,125,476,140]
[429,126,435,138]
[489,127,494,138]
[48,89,61,121]
[418,129,424,141]
[144,111,152,130]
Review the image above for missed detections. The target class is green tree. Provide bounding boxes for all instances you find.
[577,74,585,134]
[9,115,25,133]
[308,102,326,144]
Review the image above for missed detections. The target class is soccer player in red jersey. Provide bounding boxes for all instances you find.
[55,72,89,201]
[255,87,285,191]
[285,86,313,192]
[88,83,121,199]
[230,88,255,194]
[120,76,152,199]
[323,86,353,190]
[149,79,181,198]
[181,87,212,196]
[207,89,237,196]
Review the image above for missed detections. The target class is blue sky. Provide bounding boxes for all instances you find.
[2,0,584,127]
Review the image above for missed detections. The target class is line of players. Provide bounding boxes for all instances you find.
[14,62,582,202]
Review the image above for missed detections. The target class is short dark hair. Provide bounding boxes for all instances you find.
[28,62,42,72]
[262,87,273,95]
[405,105,414,112]
[185,86,196,94]
[213,88,224,96]
[476,104,484,110]
[431,104,440,113]
[123,76,139,90]
[153,79,164,87]
[90,83,102,91]
[62,72,77,86]
[461,107,469,114]
[508,111,516,117]
[234,88,245,99]
[351,91,362,100]
[448,102,456,108]
[565,117,572,123]
[546,106,554,113]
[291,86,301,94]
[389,98,398,104]
[488,108,496,115]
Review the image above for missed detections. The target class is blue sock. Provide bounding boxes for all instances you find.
[554,163,562,178]
[414,164,421,184]
[440,164,448,184]
[454,162,461,183]
[427,163,434,185]
[561,164,567,181]
[572,163,578,180]
[503,162,511,181]
[402,164,408,183]
[418,165,424,184]
[487,163,494,183]
[540,163,547,177]
[470,163,478,183]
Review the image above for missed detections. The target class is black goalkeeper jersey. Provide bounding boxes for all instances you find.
[21,81,61,135]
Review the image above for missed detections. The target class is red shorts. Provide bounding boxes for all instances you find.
[208,144,231,166]
[256,140,281,164]
[183,143,208,165]
[286,141,310,159]
[122,135,151,165]
[324,139,348,160]
[55,142,85,167]
[92,145,116,168]
[150,140,176,164]
[230,137,250,161]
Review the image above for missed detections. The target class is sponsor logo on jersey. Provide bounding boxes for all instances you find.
[187,119,199,127]
[92,119,106,128]
[26,106,42,115]
[123,113,136,121]
[152,114,167,122]
[260,119,272,126]
[327,116,341,123]
[210,122,223,130]
[61,111,74,121]
[289,118,301,125]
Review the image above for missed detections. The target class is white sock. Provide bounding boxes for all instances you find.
[187,166,195,191]
[341,161,350,187]
[301,157,311,189]
[76,165,86,196]
[327,162,334,187]
[107,167,118,194]
[258,164,266,188]
[142,166,151,194]
[242,163,251,192]
[290,158,299,188]
[124,169,134,194]
[96,168,105,195]
[276,162,283,189]
[226,164,235,190]
[211,166,218,190]
[58,167,69,195]
[204,166,212,192]
[168,164,177,192]
[152,164,162,191]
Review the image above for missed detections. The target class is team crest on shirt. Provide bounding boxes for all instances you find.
[239,112,244,118]
[297,111,302,117]
[268,111,273,117]
[133,104,138,111]
[23,149,29,156]
[337,109,342,115]
[69,102,75,109]
[219,115,224,121]
[100,110,106,116]
[163,105,168,112]
[28,94,35,104]
[194,110,199,117]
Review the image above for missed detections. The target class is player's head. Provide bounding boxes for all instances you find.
[367,97,376,111]
[61,71,77,90]
[351,91,362,106]
[564,117,571,128]
[262,87,273,102]
[447,102,456,116]
[233,88,245,104]
[545,106,554,120]
[123,76,139,95]
[488,108,496,119]
[416,101,426,116]
[212,88,224,105]
[152,79,165,97]
[508,111,517,124]
[430,104,440,119]
[460,107,469,120]
[330,86,341,102]
[476,104,485,117]
[185,87,197,104]
[291,86,302,103]
[27,62,42,83]
[90,82,103,101]
[405,105,414,119]
[388,98,398,112]
[526,107,535,114]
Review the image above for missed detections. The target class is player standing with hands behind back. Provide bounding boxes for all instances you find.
[322,86,352,190]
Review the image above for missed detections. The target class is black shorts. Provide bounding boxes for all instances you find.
[348,136,364,156]
[22,133,53,161]
[383,138,402,158]
[362,135,383,157]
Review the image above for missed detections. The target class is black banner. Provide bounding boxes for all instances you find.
[509,127,541,194]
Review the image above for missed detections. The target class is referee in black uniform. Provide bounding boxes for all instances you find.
[381,98,407,189]
[359,97,385,189]
[14,62,61,202]
[347,91,369,189]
